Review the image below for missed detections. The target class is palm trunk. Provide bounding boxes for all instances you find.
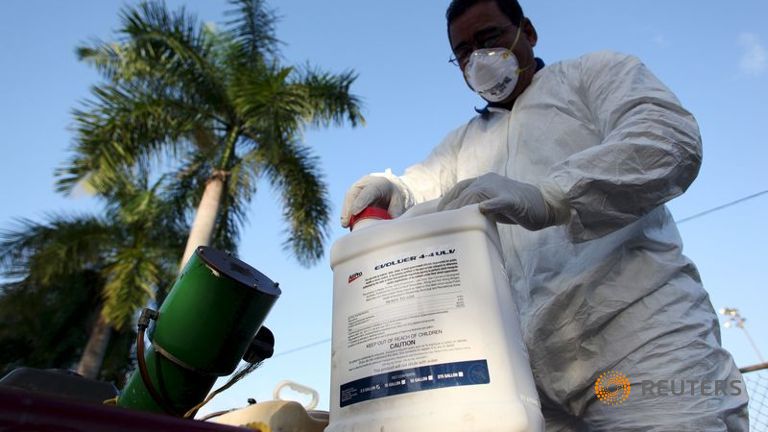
[179,129,240,272]
[76,314,112,379]
[179,173,226,269]
[179,130,239,270]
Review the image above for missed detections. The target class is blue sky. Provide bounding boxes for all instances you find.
[1,0,766,414]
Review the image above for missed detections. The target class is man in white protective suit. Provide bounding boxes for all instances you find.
[340,0,750,430]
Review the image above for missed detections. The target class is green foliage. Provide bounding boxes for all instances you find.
[58,0,364,265]
[0,175,186,382]
[0,271,134,386]
[0,177,186,330]
[0,215,111,284]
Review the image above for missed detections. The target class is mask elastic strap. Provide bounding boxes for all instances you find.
[509,17,534,74]
[508,18,524,52]
[517,61,534,74]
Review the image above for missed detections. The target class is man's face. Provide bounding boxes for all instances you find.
[448,1,538,105]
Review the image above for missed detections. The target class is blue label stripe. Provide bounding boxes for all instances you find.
[339,359,490,407]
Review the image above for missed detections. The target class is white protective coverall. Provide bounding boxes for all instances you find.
[358,51,749,430]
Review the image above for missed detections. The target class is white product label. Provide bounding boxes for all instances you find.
[338,245,490,407]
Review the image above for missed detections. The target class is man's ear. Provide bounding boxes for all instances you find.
[523,18,538,48]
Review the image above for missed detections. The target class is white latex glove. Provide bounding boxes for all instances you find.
[437,173,567,230]
[340,175,407,228]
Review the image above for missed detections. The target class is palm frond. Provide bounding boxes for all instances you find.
[56,82,203,194]
[76,2,230,113]
[210,186,244,254]
[231,64,364,142]
[120,2,230,109]
[120,2,210,74]
[0,215,114,284]
[295,67,365,128]
[242,131,330,266]
[165,147,217,215]
[76,40,126,81]
[224,0,279,61]
[230,63,312,136]
[102,248,162,329]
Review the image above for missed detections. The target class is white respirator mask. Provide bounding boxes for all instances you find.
[463,24,530,103]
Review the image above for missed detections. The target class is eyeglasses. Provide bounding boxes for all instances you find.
[448,24,520,67]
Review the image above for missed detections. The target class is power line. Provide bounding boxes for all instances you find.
[676,190,768,224]
[273,338,330,358]
[273,189,768,359]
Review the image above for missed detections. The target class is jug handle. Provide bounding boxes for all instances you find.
[400,199,441,219]
[272,380,319,410]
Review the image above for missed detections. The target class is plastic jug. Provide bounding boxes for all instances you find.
[210,381,328,431]
[328,201,543,431]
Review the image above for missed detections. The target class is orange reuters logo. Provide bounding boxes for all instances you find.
[595,370,631,406]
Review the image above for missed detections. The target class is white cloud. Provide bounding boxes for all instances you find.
[652,34,668,47]
[738,33,767,76]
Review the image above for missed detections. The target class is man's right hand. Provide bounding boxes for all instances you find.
[340,175,406,228]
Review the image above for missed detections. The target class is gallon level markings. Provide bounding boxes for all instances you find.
[339,359,490,407]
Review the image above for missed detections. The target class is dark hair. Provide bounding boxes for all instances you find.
[446,0,524,39]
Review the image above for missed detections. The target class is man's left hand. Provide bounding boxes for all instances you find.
[438,173,560,230]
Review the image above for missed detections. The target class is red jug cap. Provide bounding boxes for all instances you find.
[349,207,392,230]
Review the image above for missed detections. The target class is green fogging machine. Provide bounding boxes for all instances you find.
[117,246,281,417]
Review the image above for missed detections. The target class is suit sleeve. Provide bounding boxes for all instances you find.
[542,51,702,241]
[378,122,470,207]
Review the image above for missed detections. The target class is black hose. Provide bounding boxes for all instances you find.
[135,310,179,415]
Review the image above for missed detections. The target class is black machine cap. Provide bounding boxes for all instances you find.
[196,246,281,297]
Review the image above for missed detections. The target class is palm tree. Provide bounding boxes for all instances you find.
[56,0,364,269]
[0,175,189,379]
[0,270,136,386]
